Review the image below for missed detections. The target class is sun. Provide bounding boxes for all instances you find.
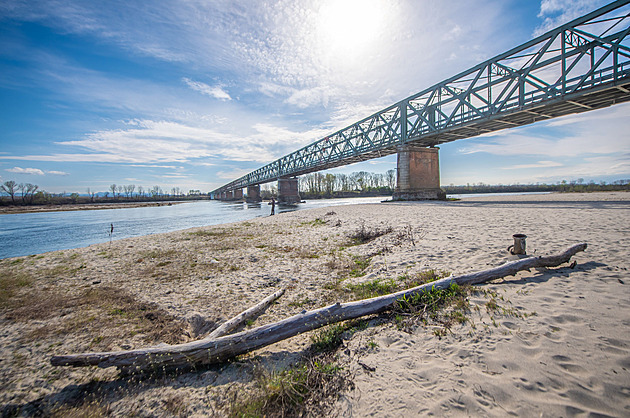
[316,0,387,58]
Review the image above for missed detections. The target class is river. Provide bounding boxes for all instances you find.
[0,197,386,259]
[0,192,553,259]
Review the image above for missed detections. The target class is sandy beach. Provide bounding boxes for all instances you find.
[1,192,629,416]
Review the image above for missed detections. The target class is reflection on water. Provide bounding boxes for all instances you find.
[0,197,384,259]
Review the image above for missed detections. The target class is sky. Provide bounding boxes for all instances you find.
[0,0,628,194]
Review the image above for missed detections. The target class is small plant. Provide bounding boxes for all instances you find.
[189,229,229,238]
[311,320,367,353]
[311,323,348,353]
[345,278,397,299]
[301,218,327,227]
[228,354,352,417]
[394,283,471,336]
[348,221,393,245]
[348,256,371,278]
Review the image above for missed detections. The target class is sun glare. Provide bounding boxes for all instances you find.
[317,0,387,58]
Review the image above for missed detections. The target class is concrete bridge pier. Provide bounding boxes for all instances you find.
[246,185,262,202]
[392,145,446,201]
[277,177,301,204]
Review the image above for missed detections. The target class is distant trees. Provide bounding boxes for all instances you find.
[20,183,39,204]
[87,188,96,202]
[124,184,135,198]
[299,170,394,198]
[1,181,18,203]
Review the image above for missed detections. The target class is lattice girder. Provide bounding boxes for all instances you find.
[213,1,630,196]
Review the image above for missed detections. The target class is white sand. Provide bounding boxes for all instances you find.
[0,191,628,416]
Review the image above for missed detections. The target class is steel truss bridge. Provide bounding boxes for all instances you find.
[213,0,630,196]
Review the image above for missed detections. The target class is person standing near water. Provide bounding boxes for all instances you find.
[269,198,275,216]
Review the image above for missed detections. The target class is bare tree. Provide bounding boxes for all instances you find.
[324,173,336,195]
[18,183,38,205]
[110,184,117,199]
[137,186,144,198]
[1,180,18,203]
[124,184,135,198]
[386,169,396,190]
[87,188,96,202]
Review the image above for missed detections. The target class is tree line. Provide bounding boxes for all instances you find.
[0,180,206,207]
[297,170,397,198]
[2,175,629,207]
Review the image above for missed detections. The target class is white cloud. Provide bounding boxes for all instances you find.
[47,170,70,176]
[0,119,331,165]
[6,167,45,175]
[216,168,252,180]
[534,0,609,35]
[501,160,563,170]
[458,104,630,158]
[182,78,231,101]
[528,155,630,182]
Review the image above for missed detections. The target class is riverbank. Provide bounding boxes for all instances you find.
[0,201,186,214]
[1,192,628,416]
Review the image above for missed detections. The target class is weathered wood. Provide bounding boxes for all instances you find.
[207,288,285,339]
[51,243,586,370]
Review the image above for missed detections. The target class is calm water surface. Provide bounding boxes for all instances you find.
[0,197,384,259]
[0,192,550,259]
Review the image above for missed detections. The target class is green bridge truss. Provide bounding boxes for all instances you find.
[213,0,630,196]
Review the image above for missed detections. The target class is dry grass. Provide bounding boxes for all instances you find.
[1,278,187,347]
[347,221,393,245]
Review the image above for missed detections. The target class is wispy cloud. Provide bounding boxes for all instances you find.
[534,0,609,35]
[0,119,330,165]
[6,167,45,175]
[501,160,563,170]
[4,167,69,176]
[182,78,231,101]
[458,103,630,158]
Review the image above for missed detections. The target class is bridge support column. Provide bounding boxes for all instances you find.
[220,192,227,200]
[277,177,301,204]
[246,185,262,202]
[392,146,445,201]
[233,189,243,200]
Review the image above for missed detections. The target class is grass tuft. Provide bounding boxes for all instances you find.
[347,221,393,245]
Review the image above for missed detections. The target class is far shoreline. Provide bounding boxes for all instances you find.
[0,200,186,215]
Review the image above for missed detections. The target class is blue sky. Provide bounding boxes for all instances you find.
[1,0,628,194]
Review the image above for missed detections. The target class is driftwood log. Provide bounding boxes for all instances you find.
[51,243,586,371]
[207,288,285,339]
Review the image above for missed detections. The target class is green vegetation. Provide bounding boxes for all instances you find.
[300,217,327,227]
[228,354,351,418]
[395,283,471,336]
[189,229,230,238]
[345,277,397,299]
[0,269,32,308]
[348,256,371,278]
[444,179,630,194]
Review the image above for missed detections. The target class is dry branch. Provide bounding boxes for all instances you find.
[207,288,285,339]
[51,243,586,371]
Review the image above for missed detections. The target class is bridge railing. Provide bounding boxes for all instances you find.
[213,0,630,195]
